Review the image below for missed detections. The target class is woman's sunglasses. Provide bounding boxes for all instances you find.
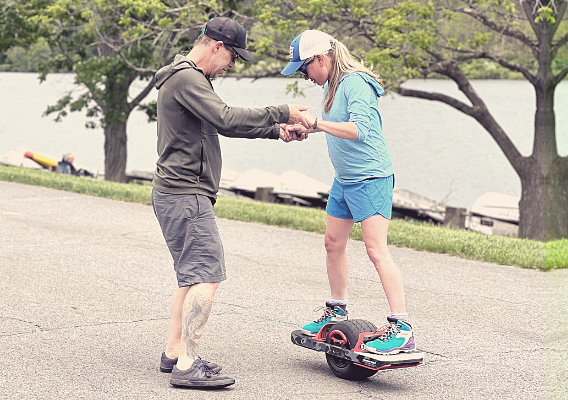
[299,57,314,77]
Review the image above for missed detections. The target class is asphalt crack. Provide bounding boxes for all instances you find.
[0,316,170,337]
[0,316,46,336]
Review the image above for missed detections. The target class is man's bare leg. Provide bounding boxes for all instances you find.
[175,282,219,370]
[165,286,189,359]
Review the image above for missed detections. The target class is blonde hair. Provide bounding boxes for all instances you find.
[322,39,383,114]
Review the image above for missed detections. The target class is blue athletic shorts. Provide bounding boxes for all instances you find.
[326,175,395,223]
[152,190,226,287]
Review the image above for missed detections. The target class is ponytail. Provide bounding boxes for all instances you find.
[324,39,383,114]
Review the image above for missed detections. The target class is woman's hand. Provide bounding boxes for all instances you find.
[298,110,316,130]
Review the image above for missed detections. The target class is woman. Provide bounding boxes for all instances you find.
[282,30,415,355]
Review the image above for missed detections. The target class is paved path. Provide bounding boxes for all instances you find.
[0,181,564,399]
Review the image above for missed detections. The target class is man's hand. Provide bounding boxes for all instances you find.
[280,124,308,142]
[279,124,293,142]
[287,104,309,126]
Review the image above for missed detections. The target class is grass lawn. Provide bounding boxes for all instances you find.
[545,239,568,269]
[1,165,562,270]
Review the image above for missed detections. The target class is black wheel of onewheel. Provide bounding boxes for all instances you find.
[325,319,379,381]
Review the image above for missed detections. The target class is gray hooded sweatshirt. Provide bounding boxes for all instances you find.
[153,55,290,200]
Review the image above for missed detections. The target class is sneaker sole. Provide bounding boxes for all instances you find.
[170,378,235,388]
[161,366,222,374]
[301,329,317,336]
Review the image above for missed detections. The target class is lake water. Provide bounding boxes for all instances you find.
[0,72,566,210]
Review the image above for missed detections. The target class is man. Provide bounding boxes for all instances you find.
[152,17,309,389]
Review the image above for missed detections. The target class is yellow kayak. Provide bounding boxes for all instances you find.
[24,151,58,169]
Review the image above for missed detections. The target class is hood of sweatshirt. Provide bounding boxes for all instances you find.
[155,54,199,90]
[340,71,385,98]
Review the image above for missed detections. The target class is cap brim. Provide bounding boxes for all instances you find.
[281,60,304,76]
[234,47,254,62]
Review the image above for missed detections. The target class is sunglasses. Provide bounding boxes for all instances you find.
[299,57,315,77]
[224,44,239,63]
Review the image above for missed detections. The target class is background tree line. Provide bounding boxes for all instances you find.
[3,36,559,79]
[3,2,565,77]
[0,0,566,242]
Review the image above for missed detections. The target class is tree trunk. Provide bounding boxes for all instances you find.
[540,6,568,241]
[546,157,568,240]
[104,122,127,183]
[544,51,568,240]
[99,67,134,183]
[518,159,545,241]
[543,66,568,240]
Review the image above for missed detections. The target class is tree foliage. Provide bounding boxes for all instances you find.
[248,0,565,82]
[1,37,51,71]
[0,0,43,50]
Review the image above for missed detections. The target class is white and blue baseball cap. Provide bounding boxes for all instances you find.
[281,30,332,75]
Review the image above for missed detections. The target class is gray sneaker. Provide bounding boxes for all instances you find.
[160,352,221,374]
[170,358,235,388]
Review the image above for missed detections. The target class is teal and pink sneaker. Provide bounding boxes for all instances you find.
[301,301,348,336]
[362,317,416,355]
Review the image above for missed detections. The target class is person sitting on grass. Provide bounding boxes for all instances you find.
[58,152,93,177]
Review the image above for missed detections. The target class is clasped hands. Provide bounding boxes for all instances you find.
[280,104,318,143]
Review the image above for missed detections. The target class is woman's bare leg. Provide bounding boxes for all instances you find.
[325,214,355,300]
[360,214,405,313]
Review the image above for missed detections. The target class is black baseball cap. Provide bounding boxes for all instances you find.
[202,17,254,62]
